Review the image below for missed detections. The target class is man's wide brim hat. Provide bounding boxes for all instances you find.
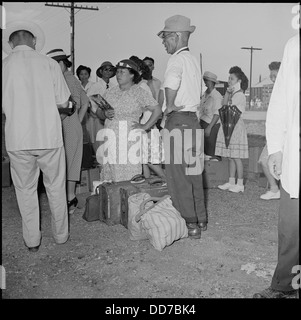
[2,20,45,54]
[203,71,219,84]
[157,15,196,38]
[96,61,116,78]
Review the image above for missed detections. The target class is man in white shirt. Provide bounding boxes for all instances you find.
[253,34,299,299]
[158,15,207,239]
[2,20,71,252]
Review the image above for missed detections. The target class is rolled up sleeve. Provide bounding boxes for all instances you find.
[163,59,182,90]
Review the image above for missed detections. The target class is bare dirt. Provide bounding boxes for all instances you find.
[1,121,287,303]
[2,178,280,300]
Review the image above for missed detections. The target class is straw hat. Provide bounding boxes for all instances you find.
[2,20,45,54]
[46,49,72,68]
[96,61,116,78]
[157,15,196,38]
[203,71,219,83]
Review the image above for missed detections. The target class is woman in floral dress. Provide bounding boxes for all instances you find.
[96,59,162,182]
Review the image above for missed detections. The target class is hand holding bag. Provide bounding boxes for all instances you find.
[135,195,188,251]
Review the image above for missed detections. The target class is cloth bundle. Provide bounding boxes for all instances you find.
[128,193,188,251]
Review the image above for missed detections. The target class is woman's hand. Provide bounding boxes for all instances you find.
[131,121,146,131]
[104,109,114,120]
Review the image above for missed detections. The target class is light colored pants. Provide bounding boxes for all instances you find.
[8,147,69,247]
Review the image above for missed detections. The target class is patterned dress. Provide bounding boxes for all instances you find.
[63,71,89,181]
[215,90,249,159]
[97,84,158,182]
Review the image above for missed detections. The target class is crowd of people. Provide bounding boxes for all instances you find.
[2,15,298,299]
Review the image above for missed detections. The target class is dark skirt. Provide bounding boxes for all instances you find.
[199,119,220,157]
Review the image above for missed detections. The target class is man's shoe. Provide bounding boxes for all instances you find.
[198,222,207,231]
[228,184,244,193]
[28,245,40,253]
[253,287,299,299]
[186,223,201,239]
[218,182,232,190]
[260,190,280,200]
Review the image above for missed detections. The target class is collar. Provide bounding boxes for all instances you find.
[12,45,35,52]
[172,46,189,56]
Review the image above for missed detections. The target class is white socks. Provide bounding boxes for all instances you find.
[229,178,244,186]
[229,177,235,185]
[237,178,244,186]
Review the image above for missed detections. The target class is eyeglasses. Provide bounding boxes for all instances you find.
[103,67,114,72]
[161,32,176,41]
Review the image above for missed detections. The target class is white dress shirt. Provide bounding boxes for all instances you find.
[163,47,202,112]
[2,45,70,151]
[266,34,299,198]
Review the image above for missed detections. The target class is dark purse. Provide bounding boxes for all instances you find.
[82,185,105,222]
[59,96,76,116]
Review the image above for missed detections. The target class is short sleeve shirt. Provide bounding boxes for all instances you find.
[2,45,70,151]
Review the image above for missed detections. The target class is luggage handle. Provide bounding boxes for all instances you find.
[135,195,170,222]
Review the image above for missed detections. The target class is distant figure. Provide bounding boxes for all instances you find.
[250,99,255,109]
[258,61,281,200]
[87,61,117,152]
[143,56,162,102]
[215,66,249,193]
[2,21,71,252]
[253,34,299,299]
[198,71,223,161]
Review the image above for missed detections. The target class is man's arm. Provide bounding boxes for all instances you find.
[164,87,184,114]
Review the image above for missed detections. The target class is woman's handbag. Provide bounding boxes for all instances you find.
[135,195,188,251]
[82,185,105,222]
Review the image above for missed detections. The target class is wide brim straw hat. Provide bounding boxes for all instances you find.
[96,61,116,78]
[157,15,196,38]
[203,71,219,83]
[2,20,45,54]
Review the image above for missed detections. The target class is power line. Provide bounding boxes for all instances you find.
[241,46,262,107]
[45,2,99,74]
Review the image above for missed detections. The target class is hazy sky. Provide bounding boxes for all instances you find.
[2,2,299,85]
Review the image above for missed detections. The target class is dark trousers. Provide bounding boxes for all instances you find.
[199,119,220,157]
[271,184,299,291]
[163,112,207,224]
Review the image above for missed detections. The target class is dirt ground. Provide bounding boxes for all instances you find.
[2,176,281,300]
[1,126,294,302]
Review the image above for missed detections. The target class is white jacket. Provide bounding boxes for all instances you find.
[266,34,299,198]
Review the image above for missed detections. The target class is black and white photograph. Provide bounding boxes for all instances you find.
[1,1,299,304]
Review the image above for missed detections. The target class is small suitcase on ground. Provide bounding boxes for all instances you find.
[101,181,138,226]
[101,178,169,227]
[120,179,169,228]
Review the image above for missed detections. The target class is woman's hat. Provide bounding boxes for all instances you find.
[96,61,116,78]
[157,15,196,38]
[2,20,45,54]
[46,49,72,67]
[116,59,139,74]
[203,71,219,84]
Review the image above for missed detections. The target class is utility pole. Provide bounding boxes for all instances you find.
[241,46,262,108]
[45,2,99,74]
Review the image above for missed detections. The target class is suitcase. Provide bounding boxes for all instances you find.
[120,179,169,228]
[101,179,169,227]
[101,181,138,226]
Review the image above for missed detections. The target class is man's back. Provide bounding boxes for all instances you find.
[2,45,70,152]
